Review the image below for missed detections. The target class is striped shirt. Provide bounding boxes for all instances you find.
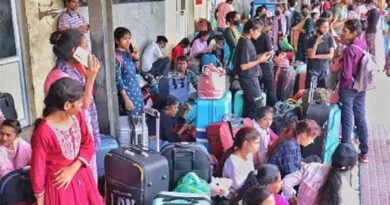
[57,10,87,31]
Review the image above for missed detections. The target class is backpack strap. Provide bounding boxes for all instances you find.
[115,52,124,69]
[350,44,367,54]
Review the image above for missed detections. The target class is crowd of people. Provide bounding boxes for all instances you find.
[1,0,390,204]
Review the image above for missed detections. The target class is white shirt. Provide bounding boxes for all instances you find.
[253,119,271,164]
[141,42,163,72]
[222,153,254,191]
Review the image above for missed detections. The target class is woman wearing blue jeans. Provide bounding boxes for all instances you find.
[339,19,369,163]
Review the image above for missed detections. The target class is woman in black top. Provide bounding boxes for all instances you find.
[235,19,273,119]
[252,17,278,106]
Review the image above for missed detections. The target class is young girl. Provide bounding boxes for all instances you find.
[171,38,190,65]
[236,19,272,119]
[222,127,260,191]
[114,27,144,116]
[0,119,31,178]
[190,31,212,58]
[253,106,278,165]
[267,119,321,177]
[31,78,103,205]
[233,164,289,205]
[282,143,359,205]
[242,186,276,205]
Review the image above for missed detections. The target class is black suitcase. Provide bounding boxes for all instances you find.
[0,167,35,205]
[0,92,17,120]
[161,142,212,190]
[105,108,169,205]
[301,77,330,161]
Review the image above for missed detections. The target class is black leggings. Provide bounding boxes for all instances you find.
[239,77,263,119]
[259,63,277,106]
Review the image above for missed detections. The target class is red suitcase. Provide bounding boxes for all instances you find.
[206,115,253,160]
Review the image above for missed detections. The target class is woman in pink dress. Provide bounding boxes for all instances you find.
[0,119,32,179]
[31,78,103,205]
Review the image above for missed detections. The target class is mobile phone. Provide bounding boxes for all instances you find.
[73,46,90,68]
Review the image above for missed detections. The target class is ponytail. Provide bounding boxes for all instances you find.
[33,106,59,131]
[317,166,342,205]
[267,121,297,157]
[231,171,261,204]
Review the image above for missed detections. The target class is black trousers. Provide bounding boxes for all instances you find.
[239,77,263,119]
[259,62,277,107]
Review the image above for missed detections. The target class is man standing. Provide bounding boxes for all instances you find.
[333,0,352,36]
[215,0,234,33]
[58,0,89,33]
[141,36,170,77]
[365,0,380,56]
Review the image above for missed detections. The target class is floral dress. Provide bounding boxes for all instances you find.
[30,112,103,205]
[115,50,144,116]
[56,60,101,149]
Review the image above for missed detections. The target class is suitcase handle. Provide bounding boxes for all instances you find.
[124,146,149,158]
[143,107,161,151]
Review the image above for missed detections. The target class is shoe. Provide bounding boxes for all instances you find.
[359,153,368,163]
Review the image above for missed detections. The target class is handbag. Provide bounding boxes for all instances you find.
[198,65,227,99]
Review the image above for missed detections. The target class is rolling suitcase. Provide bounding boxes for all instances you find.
[160,142,212,190]
[293,62,307,93]
[275,66,296,101]
[322,104,341,164]
[0,167,35,205]
[116,115,149,147]
[152,191,211,205]
[0,92,17,120]
[207,114,253,160]
[233,90,266,118]
[96,134,119,195]
[196,91,232,131]
[159,75,189,103]
[105,108,169,205]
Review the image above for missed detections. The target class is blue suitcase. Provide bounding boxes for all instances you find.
[0,167,35,205]
[233,90,266,118]
[159,75,189,103]
[322,104,341,164]
[196,91,232,131]
[96,134,119,195]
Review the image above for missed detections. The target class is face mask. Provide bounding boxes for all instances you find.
[237,23,244,32]
[275,10,281,16]
[233,20,241,26]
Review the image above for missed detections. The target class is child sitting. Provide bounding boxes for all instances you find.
[253,106,278,165]
[222,127,260,191]
[233,164,289,205]
[208,34,225,63]
[0,119,32,178]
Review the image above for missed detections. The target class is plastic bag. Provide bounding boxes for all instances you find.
[174,172,210,195]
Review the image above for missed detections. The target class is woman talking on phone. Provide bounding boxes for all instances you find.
[113,27,144,116]
[235,19,273,119]
[44,29,101,179]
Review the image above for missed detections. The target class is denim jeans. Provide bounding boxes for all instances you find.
[385,34,390,56]
[305,69,329,89]
[149,57,170,77]
[339,88,368,154]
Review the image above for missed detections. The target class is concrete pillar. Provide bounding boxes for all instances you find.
[88,0,118,135]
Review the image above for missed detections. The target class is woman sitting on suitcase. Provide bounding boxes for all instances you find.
[31,78,103,205]
[157,95,194,142]
[267,119,321,177]
[282,143,359,205]
[235,19,273,119]
[221,127,260,191]
[0,119,31,179]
